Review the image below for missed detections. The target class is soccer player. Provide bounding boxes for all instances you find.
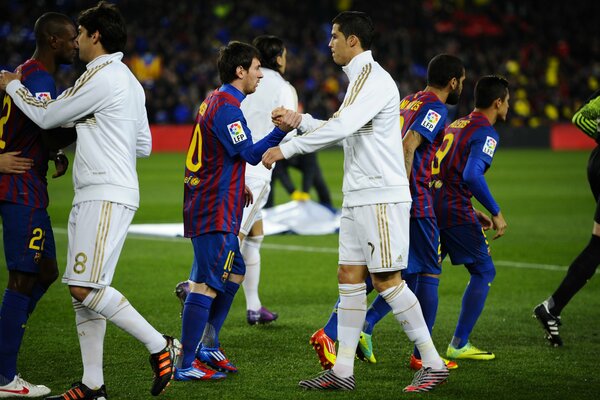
[0,12,77,398]
[176,41,300,381]
[1,2,181,398]
[534,89,600,347]
[431,75,509,361]
[358,54,466,370]
[238,35,297,324]
[309,54,466,371]
[263,11,449,393]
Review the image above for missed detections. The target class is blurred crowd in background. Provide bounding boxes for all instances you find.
[1,0,599,126]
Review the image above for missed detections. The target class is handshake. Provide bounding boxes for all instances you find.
[271,106,301,132]
[262,107,302,170]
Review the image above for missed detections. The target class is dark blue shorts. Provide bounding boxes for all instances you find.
[1,202,56,273]
[440,223,491,265]
[406,217,441,275]
[190,232,246,292]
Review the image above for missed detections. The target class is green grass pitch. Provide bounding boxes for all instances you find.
[1,148,599,399]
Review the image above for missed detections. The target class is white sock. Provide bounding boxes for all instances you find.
[332,283,367,378]
[241,235,264,311]
[381,283,444,369]
[82,286,166,354]
[73,298,106,390]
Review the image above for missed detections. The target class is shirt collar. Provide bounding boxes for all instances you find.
[86,52,123,69]
[342,50,374,81]
[219,83,246,102]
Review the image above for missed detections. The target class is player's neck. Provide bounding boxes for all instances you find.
[31,49,57,75]
[424,86,446,103]
[473,107,498,125]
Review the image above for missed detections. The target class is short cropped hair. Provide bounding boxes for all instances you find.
[427,54,464,88]
[217,41,260,84]
[78,1,127,53]
[332,11,374,50]
[34,12,74,46]
[474,75,509,108]
[252,35,285,72]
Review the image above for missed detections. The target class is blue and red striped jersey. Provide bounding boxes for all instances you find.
[183,84,255,237]
[0,59,56,209]
[399,91,448,218]
[431,111,499,229]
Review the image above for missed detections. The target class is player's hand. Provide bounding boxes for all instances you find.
[0,151,33,174]
[0,66,22,91]
[52,151,69,178]
[491,211,507,240]
[271,106,289,126]
[243,184,253,207]
[474,208,493,231]
[262,147,284,170]
[277,110,302,133]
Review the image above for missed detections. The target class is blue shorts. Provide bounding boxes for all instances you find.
[406,217,441,275]
[0,202,56,273]
[190,232,246,292]
[440,223,491,265]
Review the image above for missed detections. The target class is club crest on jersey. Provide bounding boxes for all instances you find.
[482,136,497,157]
[34,92,51,101]
[227,121,247,144]
[421,109,441,132]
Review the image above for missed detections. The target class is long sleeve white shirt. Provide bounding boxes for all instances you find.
[280,51,410,207]
[241,67,298,181]
[6,52,151,209]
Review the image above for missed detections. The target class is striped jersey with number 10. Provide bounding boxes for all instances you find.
[183,86,249,237]
[399,91,448,218]
[0,60,55,209]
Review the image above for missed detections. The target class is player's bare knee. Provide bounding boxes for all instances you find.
[371,271,402,293]
[7,270,36,295]
[69,285,93,302]
[229,272,245,285]
[189,281,218,298]
[337,264,368,284]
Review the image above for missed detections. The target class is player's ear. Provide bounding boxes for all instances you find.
[235,65,245,80]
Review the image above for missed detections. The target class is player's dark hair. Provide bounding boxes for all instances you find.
[475,75,509,108]
[78,1,127,53]
[217,41,260,84]
[34,12,75,46]
[427,54,464,88]
[332,11,374,50]
[253,35,285,72]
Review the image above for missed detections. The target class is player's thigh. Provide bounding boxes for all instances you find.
[339,203,410,273]
[440,224,491,265]
[0,202,56,273]
[239,178,270,236]
[406,217,441,275]
[63,201,135,288]
[190,232,245,293]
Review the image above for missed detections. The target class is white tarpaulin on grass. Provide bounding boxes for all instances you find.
[128,200,340,238]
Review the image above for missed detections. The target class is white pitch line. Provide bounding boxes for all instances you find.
[49,228,578,273]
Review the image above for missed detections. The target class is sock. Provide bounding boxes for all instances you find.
[73,298,106,390]
[550,234,600,315]
[323,299,339,341]
[453,262,495,349]
[27,283,47,315]
[181,293,213,368]
[82,286,166,354]
[363,295,391,335]
[241,235,263,311]
[381,283,443,369]
[332,283,366,378]
[413,275,439,359]
[201,280,240,349]
[0,290,30,381]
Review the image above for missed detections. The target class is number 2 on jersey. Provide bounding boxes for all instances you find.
[0,95,13,150]
[431,133,454,175]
